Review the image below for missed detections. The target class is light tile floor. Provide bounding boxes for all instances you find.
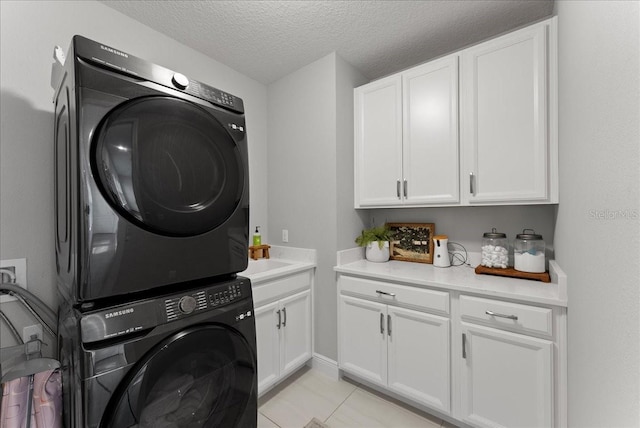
[258,367,457,428]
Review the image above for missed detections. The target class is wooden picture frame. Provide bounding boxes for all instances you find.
[386,223,435,264]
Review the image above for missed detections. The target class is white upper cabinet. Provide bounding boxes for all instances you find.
[355,55,459,207]
[461,18,558,204]
[354,75,403,207]
[354,17,557,208]
[403,56,460,205]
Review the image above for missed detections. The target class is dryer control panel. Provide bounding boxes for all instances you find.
[73,35,245,114]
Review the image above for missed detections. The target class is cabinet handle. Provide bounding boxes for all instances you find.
[276,309,281,329]
[376,290,396,297]
[282,307,287,327]
[380,313,385,335]
[469,172,475,195]
[396,180,401,199]
[485,310,518,321]
[403,180,408,198]
[462,333,467,359]
[387,314,391,337]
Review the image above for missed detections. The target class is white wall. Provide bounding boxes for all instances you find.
[336,56,370,250]
[554,1,640,426]
[0,0,268,344]
[267,52,367,360]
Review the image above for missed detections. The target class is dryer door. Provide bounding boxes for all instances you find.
[92,96,245,237]
[101,324,256,428]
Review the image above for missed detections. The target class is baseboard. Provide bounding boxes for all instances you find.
[308,353,339,380]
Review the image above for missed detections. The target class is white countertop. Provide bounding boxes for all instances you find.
[240,246,316,284]
[334,250,567,307]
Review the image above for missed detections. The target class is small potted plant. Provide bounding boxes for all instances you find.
[355,225,394,263]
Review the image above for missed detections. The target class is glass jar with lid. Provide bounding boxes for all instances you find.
[481,228,508,269]
[514,229,546,273]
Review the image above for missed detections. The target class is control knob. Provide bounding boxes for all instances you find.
[178,295,197,314]
[171,73,189,89]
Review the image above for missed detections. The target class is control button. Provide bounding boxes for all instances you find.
[178,295,197,314]
[172,73,189,89]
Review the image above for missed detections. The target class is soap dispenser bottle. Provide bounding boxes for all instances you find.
[253,226,261,246]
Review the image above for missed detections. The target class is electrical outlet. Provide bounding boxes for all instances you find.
[0,258,27,303]
[23,324,43,343]
[282,229,289,243]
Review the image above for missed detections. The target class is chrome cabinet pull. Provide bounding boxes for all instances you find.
[376,290,396,297]
[380,313,385,335]
[462,333,467,359]
[403,180,408,198]
[396,180,401,199]
[485,310,518,321]
[276,310,281,329]
[282,307,287,327]
[387,315,391,337]
[470,172,475,195]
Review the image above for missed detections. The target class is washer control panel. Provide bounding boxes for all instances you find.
[165,291,207,321]
[80,278,252,343]
[208,282,243,308]
[162,278,249,322]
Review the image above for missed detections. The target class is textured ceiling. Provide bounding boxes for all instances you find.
[100,0,554,84]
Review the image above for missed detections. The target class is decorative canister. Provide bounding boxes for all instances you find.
[481,228,508,269]
[514,229,546,273]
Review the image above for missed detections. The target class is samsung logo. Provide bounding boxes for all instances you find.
[105,308,134,319]
[100,45,129,58]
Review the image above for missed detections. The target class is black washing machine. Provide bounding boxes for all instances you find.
[57,276,257,428]
[52,35,250,307]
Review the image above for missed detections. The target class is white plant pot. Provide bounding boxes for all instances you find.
[365,241,390,263]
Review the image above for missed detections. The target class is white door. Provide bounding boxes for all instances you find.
[354,75,403,207]
[403,55,459,205]
[255,301,281,395]
[461,23,549,203]
[460,323,553,428]
[339,295,387,387]
[387,306,451,413]
[280,289,312,378]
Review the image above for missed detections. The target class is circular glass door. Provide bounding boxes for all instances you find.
[101,325,256,428]
[92,96,245,236]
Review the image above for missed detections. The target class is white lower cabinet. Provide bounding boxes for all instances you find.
[338,280,451,414]
[337,273,566,428]
[339,296,387,385]
[255,284,312,395]
[459,323,553,428]
[387,306,450,412]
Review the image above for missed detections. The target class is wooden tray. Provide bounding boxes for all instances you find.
[475,265,551,283]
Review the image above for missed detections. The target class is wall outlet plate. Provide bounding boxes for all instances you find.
[0,258,27,303]
[23,324,43,343]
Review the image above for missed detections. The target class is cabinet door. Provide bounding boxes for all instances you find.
[403,55,459,204]
[255,301,281,395]
[339,295,387,387]
[354,75,403,207]
[387,306,451,413]
[280,289,312,378]
[460,323,553,428]
[461,23,550,204]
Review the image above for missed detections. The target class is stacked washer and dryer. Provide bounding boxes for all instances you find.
[52,36,256,428]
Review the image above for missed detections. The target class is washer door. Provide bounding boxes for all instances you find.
[101,325,256,428]
[92,96,245,237]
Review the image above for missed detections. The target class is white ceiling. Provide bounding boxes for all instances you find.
[100,0,554,84]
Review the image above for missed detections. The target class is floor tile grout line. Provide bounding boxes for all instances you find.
[259,410,282,428]
[344,384,446,428]
[322,383,360,424]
